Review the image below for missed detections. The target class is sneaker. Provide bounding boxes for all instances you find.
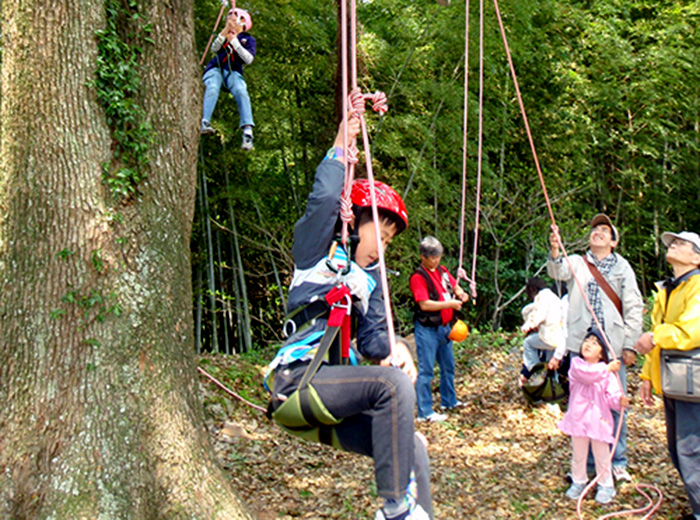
[416,412,447,423]
[241,133,254,150]
[595,485,616,504]
[374,504,430,520]
[440,400,466,411]
[612,466,632,482]
[565,482,587,500]
[200,121,215,135]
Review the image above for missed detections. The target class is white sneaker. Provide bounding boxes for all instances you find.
[612,466,632,482]
[416,412,447,423]
[374,504,430,520]
[200,121,215,135]
[241,132,254,150]
[440,400,466,410]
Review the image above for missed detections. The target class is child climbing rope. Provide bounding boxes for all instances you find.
[558,327,629,505]
[264,114,432,520]
[200,7,256,150]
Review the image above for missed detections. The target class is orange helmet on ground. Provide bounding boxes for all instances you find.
[449,320,469,342]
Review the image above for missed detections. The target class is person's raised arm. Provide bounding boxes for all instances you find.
[332,112,361,153]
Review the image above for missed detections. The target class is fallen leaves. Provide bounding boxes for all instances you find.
[200,343,689,519]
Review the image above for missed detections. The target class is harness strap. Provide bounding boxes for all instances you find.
[325,285,352,360]
[298,324,343,390]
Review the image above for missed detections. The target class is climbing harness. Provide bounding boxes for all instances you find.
[266,284,353,447]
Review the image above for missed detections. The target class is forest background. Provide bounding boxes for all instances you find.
[193,0,700,354]
[0,0,698,517]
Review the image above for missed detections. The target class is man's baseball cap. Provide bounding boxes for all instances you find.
[661,231,700,252]
[590,213,618,242]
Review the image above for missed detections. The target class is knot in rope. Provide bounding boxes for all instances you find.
[348,88,389,117]
[457,267,478,300]
[339,191,354,224]
[364,91,388,116]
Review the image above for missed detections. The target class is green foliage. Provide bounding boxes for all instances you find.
[191,0,700,351]
[56,248,74,260]
[94,0,153,198]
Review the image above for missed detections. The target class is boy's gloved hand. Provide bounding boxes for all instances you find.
[381,341,417,383]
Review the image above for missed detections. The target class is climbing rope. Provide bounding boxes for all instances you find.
[455,0,483,302]
[489,0,663,516]
[338,0,398,360]
[198,366,267,413]
[199,0,231,67]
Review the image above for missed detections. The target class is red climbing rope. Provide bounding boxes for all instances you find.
[198,366,267,413]
[199,0,231,67]
[490,0,663,517]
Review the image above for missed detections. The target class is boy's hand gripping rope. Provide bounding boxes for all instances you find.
[339,87,389,245]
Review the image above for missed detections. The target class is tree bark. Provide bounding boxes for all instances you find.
[0,0,253,518]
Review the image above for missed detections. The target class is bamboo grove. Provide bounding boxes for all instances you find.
[191,0,700,354]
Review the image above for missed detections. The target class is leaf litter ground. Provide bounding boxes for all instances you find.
[200,337,690,519]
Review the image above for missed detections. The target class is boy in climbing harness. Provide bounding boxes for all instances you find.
[200,8,256,150]
[264,115,433,520]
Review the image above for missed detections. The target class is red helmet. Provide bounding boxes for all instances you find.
[229,8,252,32]
[351,179,408,233]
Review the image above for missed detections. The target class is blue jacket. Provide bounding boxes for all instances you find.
[204,32,256,77]
[281,157,392,363]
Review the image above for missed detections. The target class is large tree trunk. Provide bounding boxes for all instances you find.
[0,0,253,518]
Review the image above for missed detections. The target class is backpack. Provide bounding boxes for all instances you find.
[521,363,569,405]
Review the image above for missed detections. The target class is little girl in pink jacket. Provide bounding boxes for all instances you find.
[558,327,629,504]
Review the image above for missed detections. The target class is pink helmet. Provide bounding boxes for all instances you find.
[351,179,408,233]
[228,8,252,32]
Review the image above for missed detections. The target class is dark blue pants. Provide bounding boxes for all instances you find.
[664,397,700,514]
[273,363,432,517]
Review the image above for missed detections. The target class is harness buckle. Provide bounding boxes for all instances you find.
[325,240,352,276]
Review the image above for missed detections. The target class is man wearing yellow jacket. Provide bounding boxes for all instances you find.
[635,231,700,520]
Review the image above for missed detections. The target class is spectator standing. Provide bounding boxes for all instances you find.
[636,231,700,520]
[548,214,643,482]
[409,236,469,423]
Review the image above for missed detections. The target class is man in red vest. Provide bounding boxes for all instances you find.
[409,236,469,422]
